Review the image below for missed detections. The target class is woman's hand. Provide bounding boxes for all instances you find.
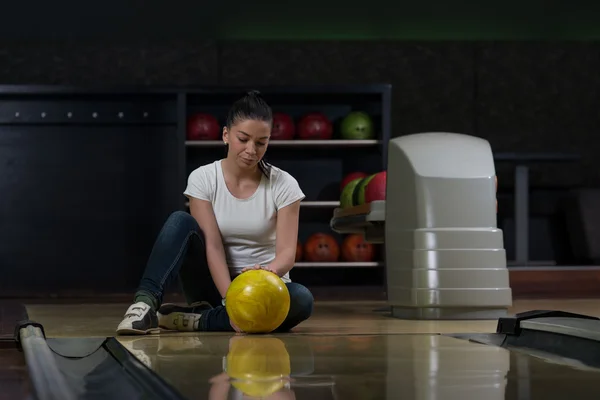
[241,264,275,274]
[230,319,243,333]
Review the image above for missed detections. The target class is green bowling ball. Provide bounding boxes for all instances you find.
[340,111,374,140]
[353,174,376,205]
[340,178,362,208]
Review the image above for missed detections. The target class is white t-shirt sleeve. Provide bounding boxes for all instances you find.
[273,169,305,210]
[183,166,214,202]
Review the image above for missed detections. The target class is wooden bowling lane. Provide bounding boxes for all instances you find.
[0,301,31,400]
[117,332,600,400]
[23,301,497,338]
[0,346,30,400]
[10,299,600,400]
[23,299,600,339]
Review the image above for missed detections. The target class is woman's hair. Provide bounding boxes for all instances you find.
[225,90,273,178]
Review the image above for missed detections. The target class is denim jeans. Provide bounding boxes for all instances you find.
[136,211,314,332]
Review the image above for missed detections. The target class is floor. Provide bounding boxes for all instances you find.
[19,299,600,399]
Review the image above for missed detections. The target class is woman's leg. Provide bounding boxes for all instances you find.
[116,211,218,335]
[274,283,314,332]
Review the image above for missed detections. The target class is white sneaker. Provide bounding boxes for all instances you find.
[116,302,160,335]
[157,301,212,332]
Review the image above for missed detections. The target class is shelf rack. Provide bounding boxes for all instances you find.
[183,85,392,270]
[0,84,391,293]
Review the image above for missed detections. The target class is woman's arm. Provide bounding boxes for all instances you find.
[267,200,301,277]
[188,197,231,298]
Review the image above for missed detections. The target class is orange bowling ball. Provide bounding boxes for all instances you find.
[341,234,374,262]
[303,233,339,262]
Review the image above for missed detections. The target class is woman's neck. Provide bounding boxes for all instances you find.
[222,157,261,182]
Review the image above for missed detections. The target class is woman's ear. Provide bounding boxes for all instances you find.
[222,126,228,144]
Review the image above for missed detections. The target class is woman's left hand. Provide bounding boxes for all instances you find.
[241,264,275,274]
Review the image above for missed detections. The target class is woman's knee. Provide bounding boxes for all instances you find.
[155,211,205,246]
[165,211,202,234]
[287,283,314,321]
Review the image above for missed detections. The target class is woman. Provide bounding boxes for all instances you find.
[117,91,314,335]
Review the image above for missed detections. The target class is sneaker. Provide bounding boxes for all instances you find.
[157,301,213,332]
[116,302,160,335]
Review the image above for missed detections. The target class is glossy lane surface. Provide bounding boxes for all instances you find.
[117,333,600,400]
[19,299,600,399]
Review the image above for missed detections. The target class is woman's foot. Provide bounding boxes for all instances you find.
[116,302,160,335]
[157,301,213,331]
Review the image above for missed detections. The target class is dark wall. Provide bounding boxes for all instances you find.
[3,1,600,40]
[0,93,182,293]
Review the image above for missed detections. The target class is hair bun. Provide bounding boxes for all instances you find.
[247,90,261,97]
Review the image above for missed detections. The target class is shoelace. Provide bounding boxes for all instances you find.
[124,305,145,318]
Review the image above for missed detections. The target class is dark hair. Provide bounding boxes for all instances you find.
[225,90,273,178]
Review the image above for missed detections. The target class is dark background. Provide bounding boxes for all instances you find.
[1,3,599,295]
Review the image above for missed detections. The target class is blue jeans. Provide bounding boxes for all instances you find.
[136,211,314,332]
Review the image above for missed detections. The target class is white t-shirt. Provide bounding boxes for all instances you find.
[183,159,305,283]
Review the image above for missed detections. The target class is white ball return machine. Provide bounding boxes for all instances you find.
[330,132,513,320]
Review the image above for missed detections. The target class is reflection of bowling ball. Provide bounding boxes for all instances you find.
[341,234,374,262]
[225,270,290,333]
[187,113,220,140]
[296,241,303,261]
[226,337,291,398]
[271,112,295,140]
[364,171,386,203]
[340,111,374,140]
[297,113,333,140]
[340,172,367,191]
[304,233,339,262]
[353,174,376,206]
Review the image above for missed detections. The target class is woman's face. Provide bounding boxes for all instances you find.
[224,119,271,170]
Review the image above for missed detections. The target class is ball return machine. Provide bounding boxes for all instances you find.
[331,132,512,320]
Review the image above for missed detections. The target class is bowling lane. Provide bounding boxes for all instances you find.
[24,301,499,338]
[24,299,600,338]
[117,333,600,400]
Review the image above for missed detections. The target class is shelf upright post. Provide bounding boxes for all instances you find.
[177,91,187,210]
[381,84,393,170]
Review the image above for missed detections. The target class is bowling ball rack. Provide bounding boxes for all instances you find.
[329,201,386,243]
[1,302,186,400]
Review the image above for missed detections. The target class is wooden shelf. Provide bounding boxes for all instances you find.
[185,140,381,147]
[294,262,382,268]
[185,200,339,208]
[299,201,339,207]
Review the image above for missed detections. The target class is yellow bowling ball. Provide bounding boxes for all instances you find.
[225,337,291,398]
[225,269,291,333]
